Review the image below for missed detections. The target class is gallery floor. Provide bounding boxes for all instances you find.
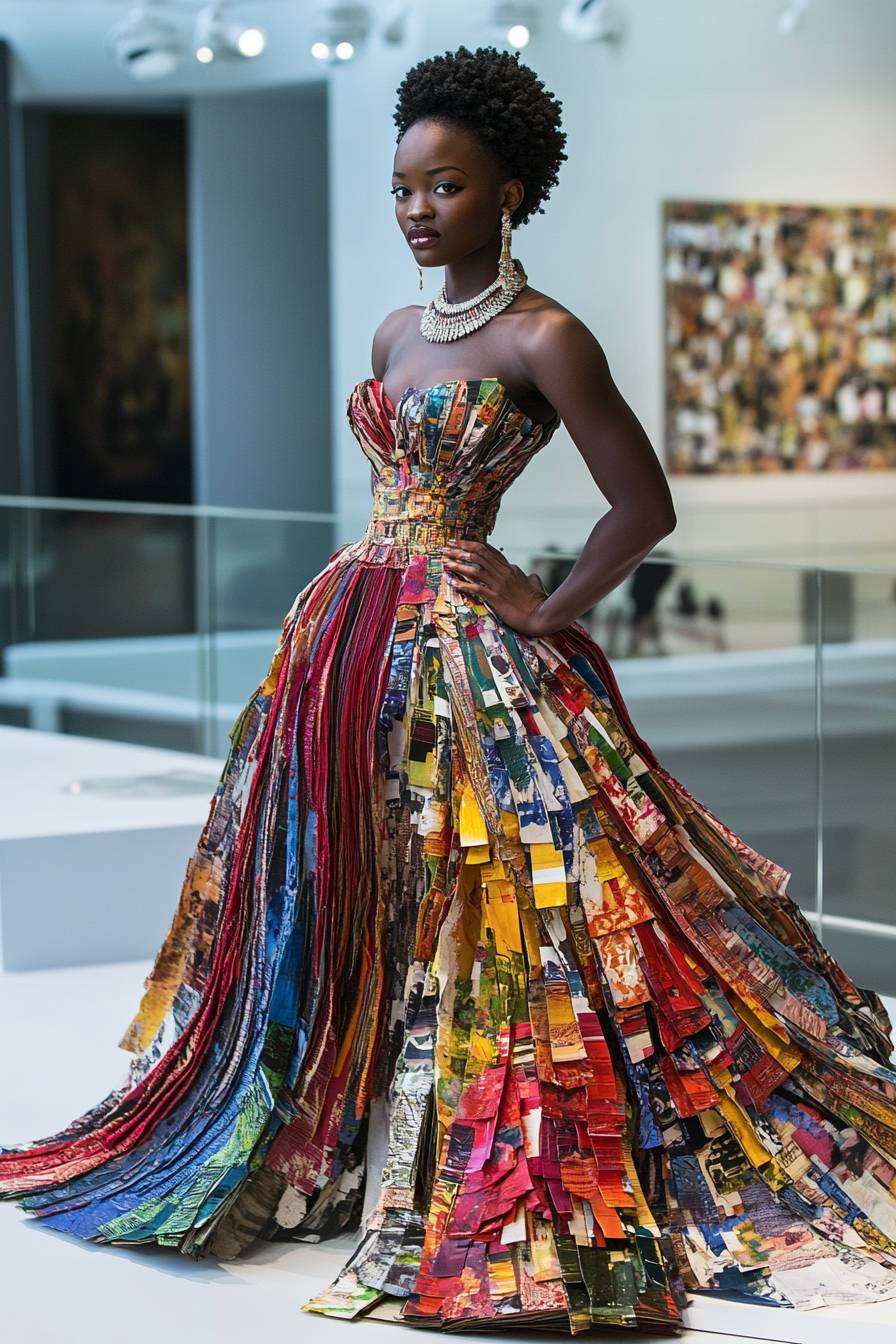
[1,959,895,1344]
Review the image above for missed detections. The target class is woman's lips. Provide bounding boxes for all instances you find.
[408,231,440,248]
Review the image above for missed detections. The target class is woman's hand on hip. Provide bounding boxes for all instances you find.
[440,540,552,637]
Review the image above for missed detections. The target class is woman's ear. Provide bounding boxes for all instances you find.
[504,181,525,216]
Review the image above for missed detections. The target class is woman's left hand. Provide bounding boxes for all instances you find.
[440,540,550,637]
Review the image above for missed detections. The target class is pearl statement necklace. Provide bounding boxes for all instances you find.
[420,258,527,343]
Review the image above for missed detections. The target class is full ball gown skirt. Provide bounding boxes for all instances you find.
[3,376,896,1332]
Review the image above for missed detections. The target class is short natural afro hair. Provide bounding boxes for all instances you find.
[393,45,567,229]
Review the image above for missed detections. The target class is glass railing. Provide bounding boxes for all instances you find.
[1,494,893,995]
[503,540,896,998]
[0,495,337,758]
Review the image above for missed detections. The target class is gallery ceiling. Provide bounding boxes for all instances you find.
[0,1,325,103]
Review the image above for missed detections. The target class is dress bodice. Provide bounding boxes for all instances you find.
[344,377,561,562]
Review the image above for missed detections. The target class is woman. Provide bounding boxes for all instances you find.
[2,45,896,1334]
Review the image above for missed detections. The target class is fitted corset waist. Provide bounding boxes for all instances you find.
[360,484,499,555]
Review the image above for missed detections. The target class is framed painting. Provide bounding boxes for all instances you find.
[49,110,191,502]
[664,199,896,474]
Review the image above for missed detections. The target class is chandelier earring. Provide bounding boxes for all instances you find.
[498,206,515,287]
[419,205,527,343]
[416,263,423,291]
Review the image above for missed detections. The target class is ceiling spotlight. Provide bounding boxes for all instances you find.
[192,3,267,64]
[310,3,371,64]
[777,0,813,35]
[106,2,184,80]
[559,0,627,45]
[488,2,538,51]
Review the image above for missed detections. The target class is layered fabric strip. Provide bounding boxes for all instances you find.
[2,376,896,1333]
[0,547,403,1254]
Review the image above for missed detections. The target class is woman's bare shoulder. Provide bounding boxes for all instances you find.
[516,285,590,334]
[371,305,423,377]
[512,287,606,376]
[376,303,425,327]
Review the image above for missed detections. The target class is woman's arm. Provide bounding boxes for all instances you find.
[517,307,677,636]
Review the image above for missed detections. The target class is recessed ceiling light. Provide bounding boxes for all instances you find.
[488,3,539,51]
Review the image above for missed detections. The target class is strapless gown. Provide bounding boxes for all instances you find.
[2,377,896,1332]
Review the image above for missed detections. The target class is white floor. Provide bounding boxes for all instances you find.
[2,960,896,1344]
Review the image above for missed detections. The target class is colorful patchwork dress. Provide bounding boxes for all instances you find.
[2,377,896,1331]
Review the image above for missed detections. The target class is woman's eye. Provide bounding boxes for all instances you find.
[390,182,460,200]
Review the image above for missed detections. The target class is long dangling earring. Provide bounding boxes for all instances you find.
[417,264,423,291]
[418,204,526,342]
[498,207,515,287]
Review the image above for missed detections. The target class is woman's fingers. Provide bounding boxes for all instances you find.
[443,541,506,579]
[445,560,501,596]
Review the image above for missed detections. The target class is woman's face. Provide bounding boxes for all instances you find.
[391,117,522,269]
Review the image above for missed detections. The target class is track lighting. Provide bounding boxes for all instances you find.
[380,2,411,47]
[559,0,627,45]
[100,0,832,84]
[310,3,372,64]
[105,2,267,79]
[106,2,184,80]
[487,2,539,51]
[193,3,266,64]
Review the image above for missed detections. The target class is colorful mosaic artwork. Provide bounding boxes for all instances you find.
[664,199,896,473]
[2,377,896,1331]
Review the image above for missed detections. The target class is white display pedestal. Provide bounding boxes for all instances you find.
[0,726,222,970]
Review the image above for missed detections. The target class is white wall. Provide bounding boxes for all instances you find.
[329,0,896,569]
[190,84,332,514]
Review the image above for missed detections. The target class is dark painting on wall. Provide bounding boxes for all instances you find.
[50,110,191,502]
[664,199,896,474]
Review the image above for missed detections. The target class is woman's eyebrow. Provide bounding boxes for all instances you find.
[391,165,469,178]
